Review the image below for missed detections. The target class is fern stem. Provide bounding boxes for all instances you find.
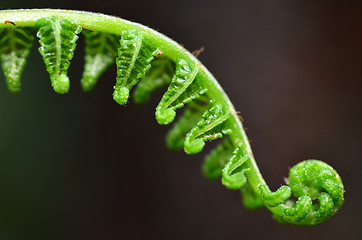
[0,9,259,179]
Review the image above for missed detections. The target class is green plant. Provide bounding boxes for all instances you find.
[0,9,344,226]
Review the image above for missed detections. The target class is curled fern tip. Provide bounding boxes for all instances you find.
[260,159,344,225]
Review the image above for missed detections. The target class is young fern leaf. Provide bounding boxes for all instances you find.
[133,56,174,104]
[36,16,82,93]
[221,142,250,190]
[166,100,208,151]
[184,103,231,154]
[259,160,344,225]
[242,184,264,210]
[155,59,207,125]
[81,30,120,91]
[202,138,234,179]
[0,9,345,226]
[0,27,33,93]
[259,184,292,207]
[113,30,160,105]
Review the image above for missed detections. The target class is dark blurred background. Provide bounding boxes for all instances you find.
[0,0,361,239]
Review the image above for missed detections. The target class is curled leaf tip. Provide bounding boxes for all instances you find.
[260,159,344,225]
[113,87,130,105]
[52,73,70,94]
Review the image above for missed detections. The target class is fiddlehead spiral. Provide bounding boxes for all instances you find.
[36,16,82,94]
[259,160,344,225]
[0,27,33,93]
[0,9,344,226]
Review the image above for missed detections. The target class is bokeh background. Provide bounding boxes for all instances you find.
[0,0,361,239]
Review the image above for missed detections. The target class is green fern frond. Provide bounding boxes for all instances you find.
[133,56,174,104]
[258,160,344,225]
[36,16,82,94]
[155,59,207,125]
[0,9,345,226]
[202,138,233,179]
[113,30,160,105]
[242,184,264,210]
[221,142,249,190]
[259,185,292,208]
[166,100,208,151]
[184,103,231,154]
[81,30,120,91]
[0,27,33,93]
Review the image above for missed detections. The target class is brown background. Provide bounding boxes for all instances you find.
[0,0,361,239]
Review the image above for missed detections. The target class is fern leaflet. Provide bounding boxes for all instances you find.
[81,30,120,91]
[184,103,231,154]
[166,100,208,151]
[155,59,207,125]
[202,138,233,179]
[133,56,174,104]
[0,27,33,93]
[36,16,82,94]
[221,142,249,190]
[113,30,160,105]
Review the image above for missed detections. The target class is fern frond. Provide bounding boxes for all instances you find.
[184,103,231,154]
[221,142,249,190]
[166,100,208,151]
[113,30,160,105]
[0,9,345,226]
[202,138,233,179]
[133,56,174,104]
[155,59,207,125]
[242,184,264,210]
[259,160,344,225]
[259,185,292,208]
[81,30,119,91]
[0,27,33,93]
[36,16,82,94]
